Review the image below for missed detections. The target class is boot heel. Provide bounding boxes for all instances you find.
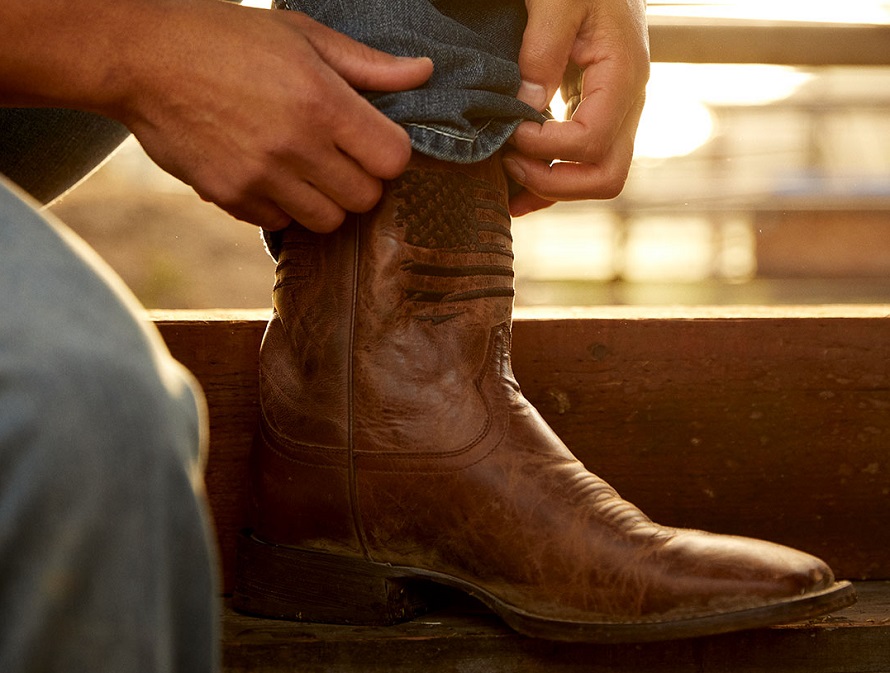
[232,531,440,626]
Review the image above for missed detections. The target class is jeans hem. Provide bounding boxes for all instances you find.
[405,118,522,164]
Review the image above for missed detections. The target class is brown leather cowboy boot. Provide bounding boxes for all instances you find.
[233,152,855,643]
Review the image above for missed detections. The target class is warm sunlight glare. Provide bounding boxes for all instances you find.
[633,82,715,160]
[551,64,810,161]
[635,64,811,159]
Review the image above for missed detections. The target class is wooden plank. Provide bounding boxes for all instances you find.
[152,307,890,591]
[648,17,890,66]
[509,308,890,582]
[221,581,890,673]
[155,312,266,592]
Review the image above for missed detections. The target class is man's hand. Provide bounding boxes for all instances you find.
[123,2,433,232]
[0,0,432,232]
[504,0,649,216]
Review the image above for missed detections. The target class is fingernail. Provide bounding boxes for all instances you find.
[517,80,549,111]
[503,157,526,184]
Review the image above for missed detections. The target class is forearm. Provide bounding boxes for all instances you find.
[0,0,151,114]
[1,0,433,232]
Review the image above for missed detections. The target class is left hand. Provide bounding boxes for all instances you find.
[505,0,650,216]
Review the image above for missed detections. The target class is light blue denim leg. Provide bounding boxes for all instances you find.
[0,178,219,673]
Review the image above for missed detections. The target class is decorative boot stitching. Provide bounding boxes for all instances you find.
[273,233,322,290]
[392,169,512,251]
[391,168,514,321]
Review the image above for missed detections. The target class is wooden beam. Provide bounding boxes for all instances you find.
[648,17,890,65]
[152,307,890,591]
[510,307,890,583]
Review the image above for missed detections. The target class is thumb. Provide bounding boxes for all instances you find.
[299,16,433,92]
[517,1,583,111]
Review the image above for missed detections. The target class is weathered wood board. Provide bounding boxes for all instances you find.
[221,581,890,673]
[153,307,890,591]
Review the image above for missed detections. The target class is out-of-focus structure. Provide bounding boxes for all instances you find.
[515,1,890,306]
[51,1,890,308]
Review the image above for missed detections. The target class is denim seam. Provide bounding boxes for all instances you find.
[404,118,496,143]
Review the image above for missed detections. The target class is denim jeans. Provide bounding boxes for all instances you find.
[0,108,130,205]
[0,178,219,673]
[0,1,532,670]
[264,0,542,256]
[276,0,543,163]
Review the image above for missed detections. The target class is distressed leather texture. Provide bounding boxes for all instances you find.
[248,153,835,625]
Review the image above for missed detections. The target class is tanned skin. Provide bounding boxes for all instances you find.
[0,0,648,228]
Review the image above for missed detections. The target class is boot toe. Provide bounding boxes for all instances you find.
[658,530,836,615]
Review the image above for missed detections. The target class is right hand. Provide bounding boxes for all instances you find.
[120,1,433,232]
[503,0,649,217]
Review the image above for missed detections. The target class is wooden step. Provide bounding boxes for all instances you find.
[222,581,890,673]
[154,308,890,671]
[153,306,890,591]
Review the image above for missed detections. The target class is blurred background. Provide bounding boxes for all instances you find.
[48,0,890,309]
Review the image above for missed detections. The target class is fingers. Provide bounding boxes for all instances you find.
[197,169,347,233]
[508,0,649,205]
[293,13,430,177]
[217,139,391,233]
[508,189,556,218]
[513,2,649,164]
[215,11,428,232]
[265,180,346,233]
[330,92,415,180]
[516,0,582,110]
[504,92,645,203]
[219,199,293,233]
[132,6,432,234]
[511,79,642,164]
[295,13,434,93]
[504,152,628,204]
[248,116,397,233]
[271,149,386,231]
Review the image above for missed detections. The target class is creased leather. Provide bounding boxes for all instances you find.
[249,152,835,624]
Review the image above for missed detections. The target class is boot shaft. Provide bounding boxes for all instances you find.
[264,153,515,448]
[251,153,519,549]
[240,156,853,640]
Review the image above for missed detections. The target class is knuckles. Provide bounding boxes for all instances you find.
[301,212,346,234]
[366,129,414,181]
[593,169,629,200]
[347,179,384,214]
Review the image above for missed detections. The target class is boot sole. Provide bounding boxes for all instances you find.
[232,531,858,643]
